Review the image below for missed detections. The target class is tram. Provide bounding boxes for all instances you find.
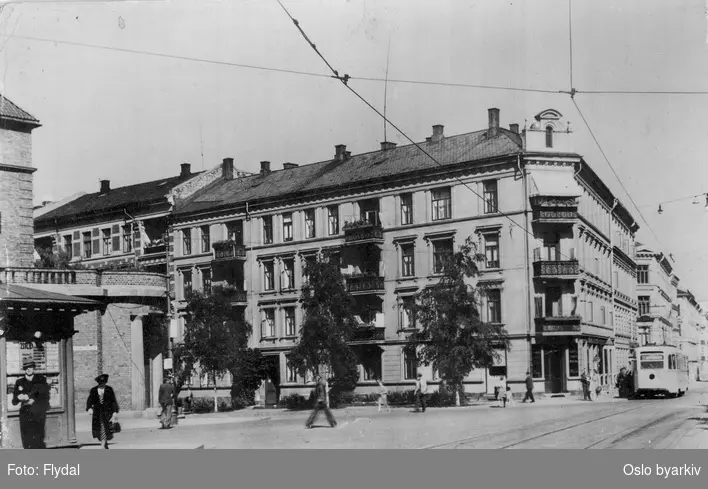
[632,345,689,398]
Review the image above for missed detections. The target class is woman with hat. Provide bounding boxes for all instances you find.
[86,374,119,449]
[11,360,50,449]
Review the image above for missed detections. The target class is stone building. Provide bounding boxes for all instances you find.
[169,107,639,399]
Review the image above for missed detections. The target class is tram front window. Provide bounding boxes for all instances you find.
[640,353,664,369]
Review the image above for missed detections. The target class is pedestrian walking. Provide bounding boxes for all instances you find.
[505,384,515,407]
[305,375,337,428]
[580,371,592,401]
[11,360,50,449]
[158,375,176,429]
[86,374,119,449]
[591,369,601,400]
[615,367,628,398]
[522,371,535,403]
[376,379,391,412]
[414,372,428,412]
[496,376,508,408]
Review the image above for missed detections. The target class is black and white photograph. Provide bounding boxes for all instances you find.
[1,0,707,452]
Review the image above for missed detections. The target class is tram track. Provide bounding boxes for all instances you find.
[422,403,650,449]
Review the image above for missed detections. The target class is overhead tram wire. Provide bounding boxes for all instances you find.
[274,0,597,273]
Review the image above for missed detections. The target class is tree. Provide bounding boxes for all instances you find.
[178,286,253,412]
[229,348,270,407]
[34,246,85,269]
[410,236,510,405]
[288,254,360,402]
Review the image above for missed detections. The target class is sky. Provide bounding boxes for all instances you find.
[1,0,708,299]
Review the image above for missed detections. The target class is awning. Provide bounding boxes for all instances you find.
[529,170,582,198]
[0,284,101,308]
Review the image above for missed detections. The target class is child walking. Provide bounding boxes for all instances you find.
[376,379,391,413]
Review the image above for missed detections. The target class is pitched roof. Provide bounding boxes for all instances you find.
[35,173,202,226]
[0,95,40,126]
[176,128,523,217]
[0,284,100,306]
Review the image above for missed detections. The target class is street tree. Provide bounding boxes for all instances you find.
[178,285,253,412]
[409,236,510,405]
[288,254,360,402]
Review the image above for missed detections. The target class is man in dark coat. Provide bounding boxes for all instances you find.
[522,371,535,403]
[11,361,50,449]
[86,374,119,449]
[158,375,176,429]
[305,375,336,428]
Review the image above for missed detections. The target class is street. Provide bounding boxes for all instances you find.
[77,383,708,449]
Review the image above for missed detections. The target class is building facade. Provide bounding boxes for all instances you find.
[168,107,639,400]
[676,289,704,383]
[635,246,680,348]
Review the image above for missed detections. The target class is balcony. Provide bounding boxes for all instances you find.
[212,240,247,262]
[532,208,578,224]
[142,243,167,255]
[346,275,385,294]
[351,326,386,342]
[225,289,248,305]
[533,260,580,278]
[343,221,384,244]
[534,315,582,334]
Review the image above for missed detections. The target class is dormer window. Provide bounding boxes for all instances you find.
[545,126,553,148]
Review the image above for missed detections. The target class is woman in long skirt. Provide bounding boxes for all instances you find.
[376,379,391,412]
[86,374,119,449]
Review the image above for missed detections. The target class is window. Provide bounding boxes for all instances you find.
[568,345,579,377]
[431,188,451,221]
[587,301,594,322]
[302,255,317,285]
[63,235,72,256]
[639,353,663,369]
[182,270,192,298]
[433,239,453,274]
[282,258,295,290]
[531,346,543,378]
[263,261,275,291]
[638,296,650,316]
[360,199,380,225]
[102,229,111,255]
[637,265,649,284]
[202,268,212,295]
[201,225,210,253]
[182,229,192,255]
[122,225,133,253]
[227,221,243,244]
[400,193,413,225]
[83,232,92,258]
[262,216,273,244]
[403,347,417,380]
[484,234,500,269]
[282,213,293,242]
[483,180,498,214]
[362,353,382,381]
[600,306,606,325]
[487,289,502,323]
[286,360,298,383]
[401,243,415,277]
[545,125,553,148]
[545,287,562,317]
[400,297,416,330]
[304,209,316,239]
[327,205,339,235]
[261,309,276,338]
[284,307,296,336]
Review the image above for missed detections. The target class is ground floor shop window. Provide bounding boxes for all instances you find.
[5,340,62,411]
[568,345,579,377]
[531,346,543,378]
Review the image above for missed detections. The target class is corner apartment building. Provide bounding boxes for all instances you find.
[169,107,639,399]
[635,245,680,347]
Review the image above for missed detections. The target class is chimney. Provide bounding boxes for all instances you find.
[334,144,347,161]
[488,108,500,138]
[260,161,271,176]
[380,141,397,151]
[222,157,234,180]
[344,151,351,160]
[432,125,444,143]
[509,123,519,134]
[283,162,299,170]
[99,180,110,194]
[180,163,191,178]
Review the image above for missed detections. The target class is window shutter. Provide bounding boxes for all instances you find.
[134,228,141,250]
[72,242,81,257]
[73,231,80,240]
[92,238,100,254]
[112,235,121,251]
[92,228,100,237]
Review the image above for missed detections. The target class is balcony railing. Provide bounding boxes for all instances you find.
[226,289,248,304]
[533,260,580,277]
[212,240,247,261]
[532,209,578,223]
[143,243,167,255]
[343,221,384,243]
[351,326,385,342]
[534,315,582,333]
[346,275,385,293]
